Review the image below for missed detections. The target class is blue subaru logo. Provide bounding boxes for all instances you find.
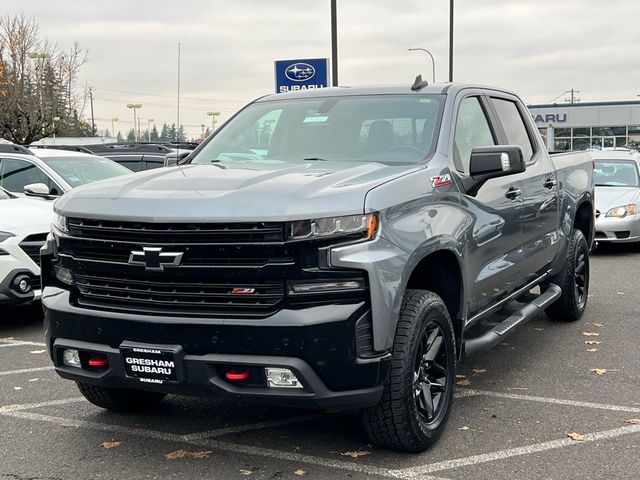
[285,63,316,82]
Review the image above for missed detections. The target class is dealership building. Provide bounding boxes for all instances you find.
[528,100,640,152]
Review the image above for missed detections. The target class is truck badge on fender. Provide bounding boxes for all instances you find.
[430,174,453,188]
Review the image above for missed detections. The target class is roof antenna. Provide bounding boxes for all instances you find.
[411,74,429,91]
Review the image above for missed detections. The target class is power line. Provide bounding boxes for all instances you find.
[93,86,246,104]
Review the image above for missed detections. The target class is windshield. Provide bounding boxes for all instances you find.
[191,94,445,165]
[40,155,132,187]
[594,160,639,187]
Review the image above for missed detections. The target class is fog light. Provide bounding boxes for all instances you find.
[88,354,109,368]
[265,368,303,389]
[225,369,251,380]
[18,278,30,293]
[62,349,81,367]
[54,266,75,285]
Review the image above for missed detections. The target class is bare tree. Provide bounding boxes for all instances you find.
[0,14,90,144]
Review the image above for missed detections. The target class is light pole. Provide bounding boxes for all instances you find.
[147,118,154,141]
[111,118,118,139]
[126,103,142,141]
[207,111,220,131]
[408,48,436,83]
[52,116,60,141]
[449,0,454,82]
[28,51,49,136]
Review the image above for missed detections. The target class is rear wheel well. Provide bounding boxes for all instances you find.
[574,201,594,245]
[405,250,463,352]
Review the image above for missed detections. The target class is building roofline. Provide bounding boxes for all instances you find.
[528,100,640,109]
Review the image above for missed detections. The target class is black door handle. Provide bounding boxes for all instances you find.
[505,187,521,200]
[543,178,557,189]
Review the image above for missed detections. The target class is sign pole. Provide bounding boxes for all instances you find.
[331,0,338,86]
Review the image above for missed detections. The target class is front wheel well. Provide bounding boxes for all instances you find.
[574,201,594,246]
[405,250,463,353]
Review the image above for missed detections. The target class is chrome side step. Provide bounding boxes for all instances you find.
[462,283,562,360]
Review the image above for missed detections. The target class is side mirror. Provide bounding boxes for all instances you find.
[469,145,525,182]
[24,183,53,197]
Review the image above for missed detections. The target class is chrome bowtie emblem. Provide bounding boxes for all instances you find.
[128,247,183,271]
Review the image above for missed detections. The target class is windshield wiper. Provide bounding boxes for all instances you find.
[304,157,328,162]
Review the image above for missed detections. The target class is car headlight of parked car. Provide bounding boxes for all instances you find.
[605,204,637,218]
[288,213,378,241]
[52,212,68,233]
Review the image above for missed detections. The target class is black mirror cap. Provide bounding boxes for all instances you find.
[469,145,525,182]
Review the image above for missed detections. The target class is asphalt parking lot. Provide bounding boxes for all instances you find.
[1,245,639,480]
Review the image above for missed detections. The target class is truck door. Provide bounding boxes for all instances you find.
[452,95,524,315]
[489,96,560,282]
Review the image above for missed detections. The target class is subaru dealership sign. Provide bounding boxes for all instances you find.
[274,58,329,93]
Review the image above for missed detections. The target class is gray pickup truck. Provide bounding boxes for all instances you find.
[42,80,594,452]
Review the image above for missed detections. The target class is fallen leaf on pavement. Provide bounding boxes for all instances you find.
[617,292,624,295]
[456,378,471,386]
[625,419,640,425]
[586,348,598,352]
[459,425,471,431]
[567,432,586,441]
[13,386,22,391]
[30,350,46,354]
[165,449,212,460]
[294,469,306,476]
[239,469,253,476]
[590,368,607,375]
[585,341,601,345]
[455,374,466,379]
[593,323,605,327]
[533,328,543,331]
[582,332,600,337]
[472,368,486,374]
[340,450,371,458]
[100,440,122,449]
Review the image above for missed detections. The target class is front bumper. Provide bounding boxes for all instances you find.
[595,214,640,243]
[43,288,391,409]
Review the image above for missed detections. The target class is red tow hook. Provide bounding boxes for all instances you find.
[87,354,109,367]
[225,369,251,380]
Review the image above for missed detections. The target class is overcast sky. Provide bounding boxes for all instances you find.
[8,0,640,138]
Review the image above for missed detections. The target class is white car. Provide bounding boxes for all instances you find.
[593,148,640,246]
[0,144,132,198]
[0,187,53,305]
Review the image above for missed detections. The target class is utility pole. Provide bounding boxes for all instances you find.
[126,104,142,141]
[111,118,118,139]
[89,87,96,136]
[449,0,454,82]
[331,0,338,86]
[564,89,580,103]
[207,111,220,131]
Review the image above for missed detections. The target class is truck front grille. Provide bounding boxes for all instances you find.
[56,219,366,317]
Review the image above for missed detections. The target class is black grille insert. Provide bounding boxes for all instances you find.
[19,233,48,267]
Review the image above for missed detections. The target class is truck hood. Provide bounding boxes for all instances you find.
[595,186,639,212]
[55,162,419,221]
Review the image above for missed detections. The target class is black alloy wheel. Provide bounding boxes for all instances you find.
[413,322,448,424]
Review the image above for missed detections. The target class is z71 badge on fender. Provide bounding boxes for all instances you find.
[430,174,453,188]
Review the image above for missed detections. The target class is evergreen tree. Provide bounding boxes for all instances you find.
[150,124,159,141]
[168,124,177,142]
[126,128,136,142]
[177,125,186,142]
[160,123,169,141]
[116,131,124,143]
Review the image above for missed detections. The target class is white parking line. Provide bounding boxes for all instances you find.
[466,389,640,413]
[0,397,84,413]
[0,409,449,480]
[393,424,640,478]
[0,366,54,377]
[0,340,46,348]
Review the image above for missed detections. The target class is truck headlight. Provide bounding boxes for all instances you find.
[53,212,68,233]
[605,204,637,218]
[288,213,378,241]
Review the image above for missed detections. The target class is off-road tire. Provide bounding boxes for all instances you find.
[361,290,456,452]
[545,229,590,322]
[77,382,166,412]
